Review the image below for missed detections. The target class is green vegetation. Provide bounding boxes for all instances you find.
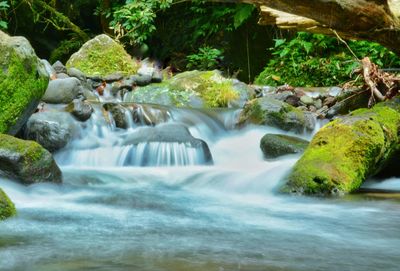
[256,32,400,87]
[186,47,223,71]
[284,103,400,195]
[0,0,9,29]
[0,188,16,220]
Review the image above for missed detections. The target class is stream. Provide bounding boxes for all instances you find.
[1,105,400,271]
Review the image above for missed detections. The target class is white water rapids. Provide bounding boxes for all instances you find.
[1,105,400,271]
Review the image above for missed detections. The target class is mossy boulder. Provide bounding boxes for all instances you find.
[284,102,400,195]
[124,70,255,108]
[0,134,62,184]
[238,97,316,133]
[0,30,49,135]
[0,188,16,220]
[260,134,309,158]
[66,34,139,77]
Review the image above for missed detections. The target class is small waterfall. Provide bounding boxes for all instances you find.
[58,142,210,167]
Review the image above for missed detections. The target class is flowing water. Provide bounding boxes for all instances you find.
[1,105,400,271]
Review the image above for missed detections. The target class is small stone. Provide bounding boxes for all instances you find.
[56,72,70,79]
[132,74,152,86]
[323,96,336,107]
[308,105,317,112]
[260,133,309,158]
[285,95,300,107]
[314,99,323,109]
[104,73,124,82]
[65,99,93,122]
[151,70,163,83]
[67,67,86,81]
[300,95,314,105]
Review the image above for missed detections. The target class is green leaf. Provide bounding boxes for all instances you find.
[233,4,255,29]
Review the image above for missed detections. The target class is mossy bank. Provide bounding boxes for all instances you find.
[0,188,16,220]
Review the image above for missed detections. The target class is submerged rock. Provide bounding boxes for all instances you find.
[0,134,62,184]
[284,101,400,195]
[42,77,83,104]
[0,188,16,220]
[260,134,309,158]
[0,30,49,135]
[24,112,78,152]
[238,97,316,133]
[66,34,139,77]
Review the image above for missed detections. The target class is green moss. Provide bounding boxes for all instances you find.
[66,35,138,76]
[285,105,400,195]
[0,52,48,133]
[0,188,16,220]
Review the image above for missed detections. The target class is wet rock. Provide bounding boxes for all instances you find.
[24,112,77,152]
[0,134,62,184]
[65,99,93,121]
[104,73,123,83]
[66,34,139,76]
[0,30,49,135]
[103,103,130,129]
[0,188,16,220]
[42,77,83,104]
[151,69,163,83]
[52,60,67,74]
[132,74,152,86]
[260,134,309,158]
[67,67,86,81]
[41,59,56,79]
[238,97,316,133]
[285,95,301,107]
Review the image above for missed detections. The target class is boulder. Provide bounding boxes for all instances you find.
[125,70,255,108]
[0,134,62,184]
[24,112,77,152]
[122,123,213,164]
[0,30,49,135]
[260,134,309,158]
[238,97,316,133]
[283,101,400,195]
[65,99,93,121]
[0,188,16,220]
[42,77,83,104]
[66,34,139,77]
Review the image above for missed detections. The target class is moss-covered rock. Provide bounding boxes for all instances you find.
[238,97,316,133]
[66,34,139,77]
[260,134,309,158]
[284,102,400,195]
[0,188,16,220]
[0,134,62,184]
[0,30,49,135]
[124,70,255,108]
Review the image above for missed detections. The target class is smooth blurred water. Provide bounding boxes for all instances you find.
[1,107,400,271]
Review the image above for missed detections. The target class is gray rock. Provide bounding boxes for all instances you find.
[52,60,67,74]
[42,77,82,104]
[103,103,130,129]
[314,99,323,109]
[132,74,152,86]
[41,59,56,78]
[24,112,78,152]
[65,99,93,121]
[151,69,163,83]
[300,95,314,105]
[67,67,86,81]
[284,95,300,107]
[0,134,62,184]
[104,73,123,82]
[138,66,155,77]
[56,72,70,79]
[260,133,309,158]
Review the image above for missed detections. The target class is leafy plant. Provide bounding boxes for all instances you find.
[0,0,9,30]
[186,47,223,70]
[255,32,400,87]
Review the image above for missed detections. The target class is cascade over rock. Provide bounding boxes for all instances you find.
[66,34,139,77]
[0,134,62,185]
[0,30,49,135]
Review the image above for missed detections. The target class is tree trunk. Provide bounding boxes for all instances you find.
[218,0,400,54]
